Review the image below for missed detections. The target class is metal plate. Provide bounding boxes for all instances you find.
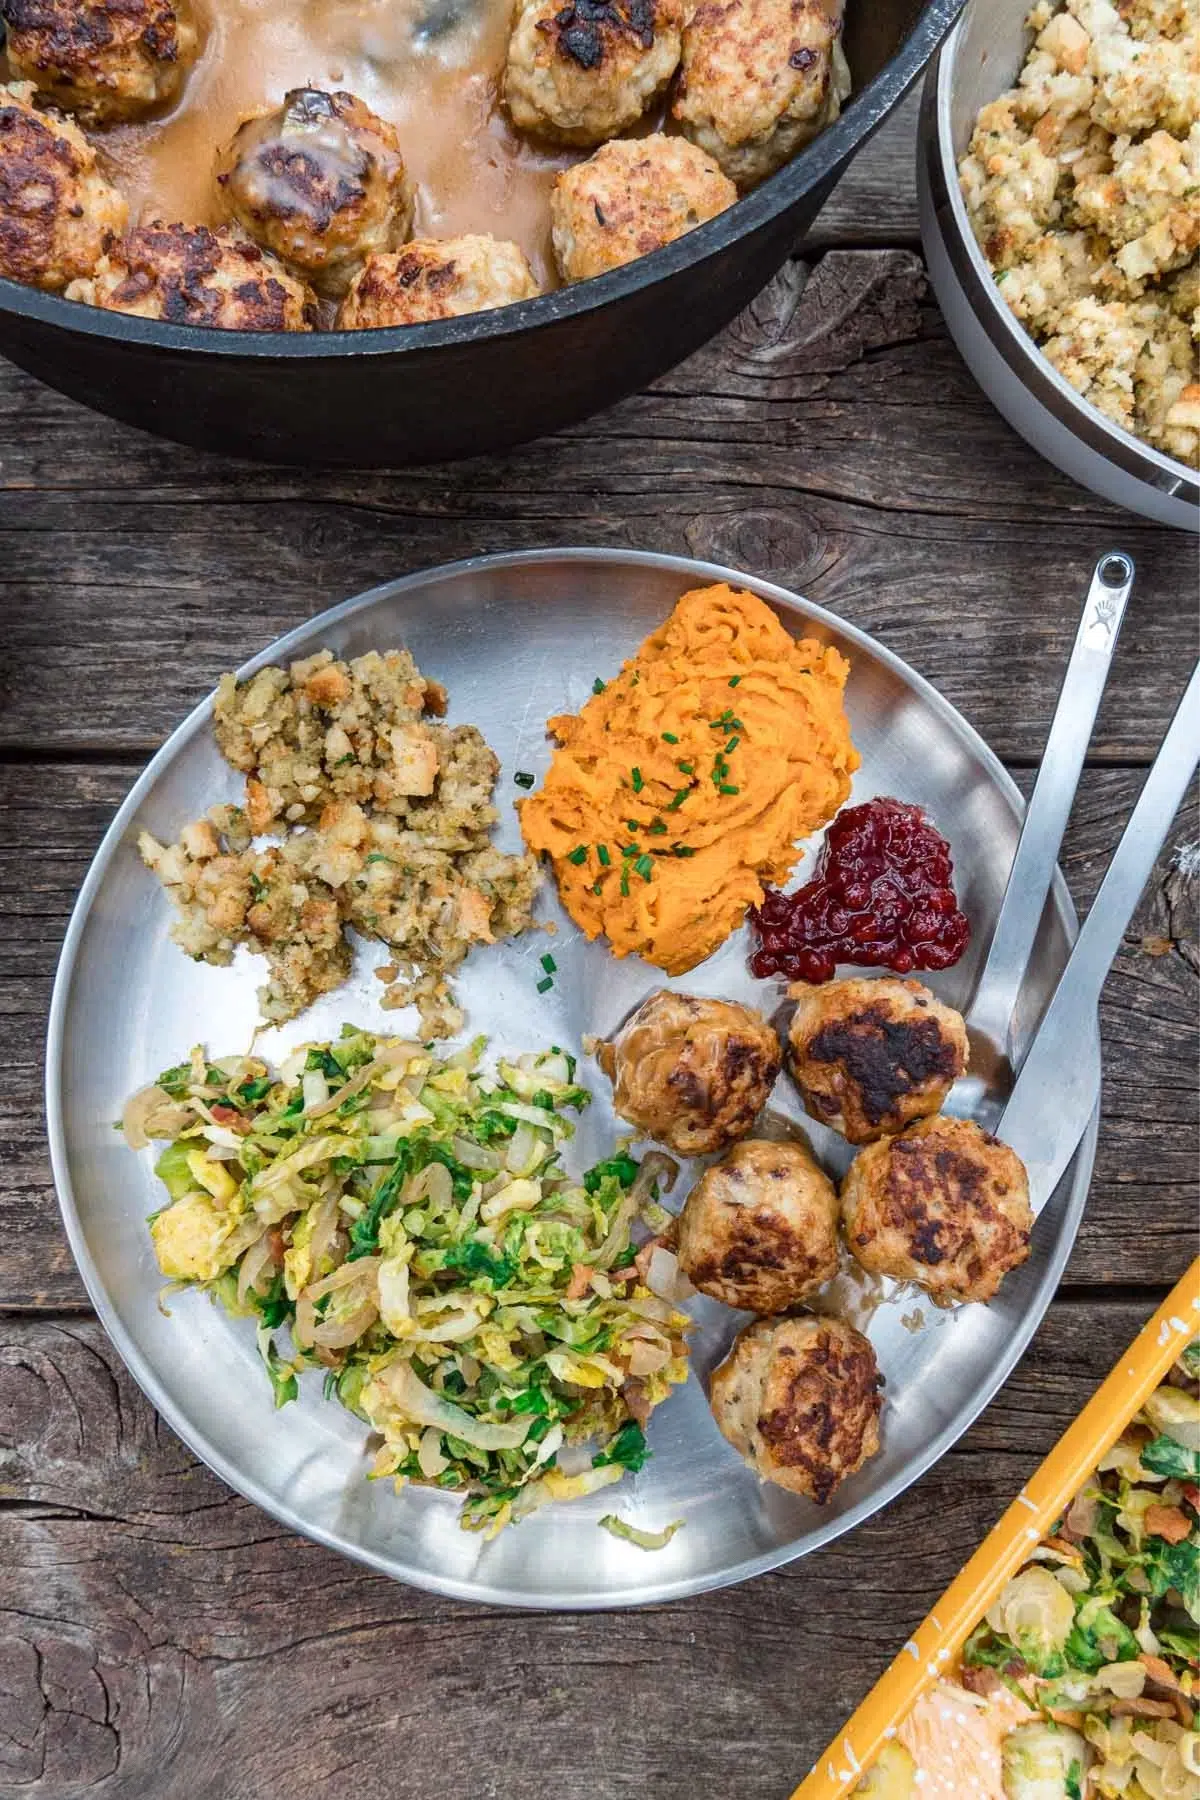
[47,549,1099,1609]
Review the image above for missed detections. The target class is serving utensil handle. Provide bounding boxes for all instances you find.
[967,551,1134,1055]
[1001,657,1200,1207]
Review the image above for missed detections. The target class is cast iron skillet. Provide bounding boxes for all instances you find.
[0,0,962,465]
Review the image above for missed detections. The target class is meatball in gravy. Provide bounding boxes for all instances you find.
[337,236,540,329]
[710,1313,882,1502]
[0,82,127,291]
[673,0,849,187]
[66,222,318,329]
[595,989,781,1157]
[216,89,413,298]
[551,133,736,283]
[787,977,969,1145]
[677,1138,839,1312]
[504,0,684,146]
[3,0,199,126]
[840,1115,1032,1307]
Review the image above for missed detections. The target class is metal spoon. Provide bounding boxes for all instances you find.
[1001,656,1200,1212]
[959,551,1135,1117]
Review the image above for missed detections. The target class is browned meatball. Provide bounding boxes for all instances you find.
[216,89,413,298]
[66,222,318,330]
[595,989,781,1156]
[710,1313,882,1501]
[0,82,127,291]
[672,0,849,187]
[3,0,199,125]
[337,236,540,329]
[503,0,684,146]
[787,977,969,1145]
[840,1115,1033,1307]
[676,1138,839,1312]
[550,134,736,283]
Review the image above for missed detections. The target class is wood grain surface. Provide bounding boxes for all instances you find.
[0,93,1196,1800]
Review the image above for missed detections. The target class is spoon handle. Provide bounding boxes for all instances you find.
[966,551,1134,1055]
[1002,657,1200,1212]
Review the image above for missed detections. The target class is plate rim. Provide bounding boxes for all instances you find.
[45,546,1100,1609]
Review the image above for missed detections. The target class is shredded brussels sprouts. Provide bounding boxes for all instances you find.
[125,1029,691,1534]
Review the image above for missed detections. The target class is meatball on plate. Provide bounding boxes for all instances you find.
[841,1115,1033,1307]
[0,82,127,292]
[673,0,851,187]
[67,223,318,330]
[710,1314,883,1503]
[337,238,541,330]
[551,134,736,283]
[676,1138,839,1312]
[594,988,781,1156]
[216,89,413,299]
[787,977,969,1145]
[504,0,684,146]
[2,0,199,126]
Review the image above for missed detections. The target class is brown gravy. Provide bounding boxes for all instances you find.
[10,0,575,289]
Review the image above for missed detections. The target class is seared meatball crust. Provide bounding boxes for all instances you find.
[0,82,127,291]
[677,1138,839,1312]
[551,133,736,282]
[216,89,413,298]
[787,977,969,1146]
[596,988,782,1157]
[337,236,540,329]
[673,0,849,188]
[503,0,684,146]
[710,1313,882,1502]
[3,0,199,125]
[66,222,318,330]
[841,1115,1033,1307]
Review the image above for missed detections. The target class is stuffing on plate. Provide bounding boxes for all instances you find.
[139,649,539,1036]
[958,0,1199,467]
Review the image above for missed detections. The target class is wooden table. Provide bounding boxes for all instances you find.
[1,95,1196,1800]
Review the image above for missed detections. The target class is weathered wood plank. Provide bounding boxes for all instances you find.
[0,253,1194,762]
[0,1296,1164,1799]
[2,761,1194,1311]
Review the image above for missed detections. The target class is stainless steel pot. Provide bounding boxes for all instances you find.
[918,0,1199,531]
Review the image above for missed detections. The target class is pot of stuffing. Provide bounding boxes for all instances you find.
[918,0,1199,530]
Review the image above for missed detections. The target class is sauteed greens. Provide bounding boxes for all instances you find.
[123,1029,691,1534]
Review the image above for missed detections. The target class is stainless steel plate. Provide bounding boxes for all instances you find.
[47,549,1099,1609]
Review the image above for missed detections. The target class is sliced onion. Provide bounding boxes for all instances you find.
[407,1161,452,1211]
[306,1193,345,1282]
[623,1295,688,1326]
[411,1301,487,1343]
[303,1045,416,1119]
[122,1083,193,1150]
[377,1359,531,1451]
[627,1339,671,1377]
[236,1233,277,1308]
[644,1246,695,1303]
[294,1256,380,1349]
[417,1428,449,1478]
[311,1299,378,1350]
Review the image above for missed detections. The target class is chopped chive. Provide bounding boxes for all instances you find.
[541,953,557,974]
[673,845,696,858]
[626,819,641,833]
[592,879,603,895]
[365,852,392,865]
[631,767,644,793]
[634,854,653,880]
[648,820,668,835]
[619,866,630,896]
[513,770,535,789]
[536,975,554,993]
[566,845,588,866]
[662,732,679,744]
[720,784,740,796]
[665,789,689,811]
[728,675,742,687]
[592,678,606,695]
[621,843,638,857]
[725,736,740,753]
[677,760,694,774]
[597,844,611,867]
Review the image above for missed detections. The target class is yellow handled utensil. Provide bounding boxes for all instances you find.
[793,1258,1200,1800]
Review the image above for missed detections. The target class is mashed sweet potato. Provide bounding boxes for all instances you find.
[519,583,858,972]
